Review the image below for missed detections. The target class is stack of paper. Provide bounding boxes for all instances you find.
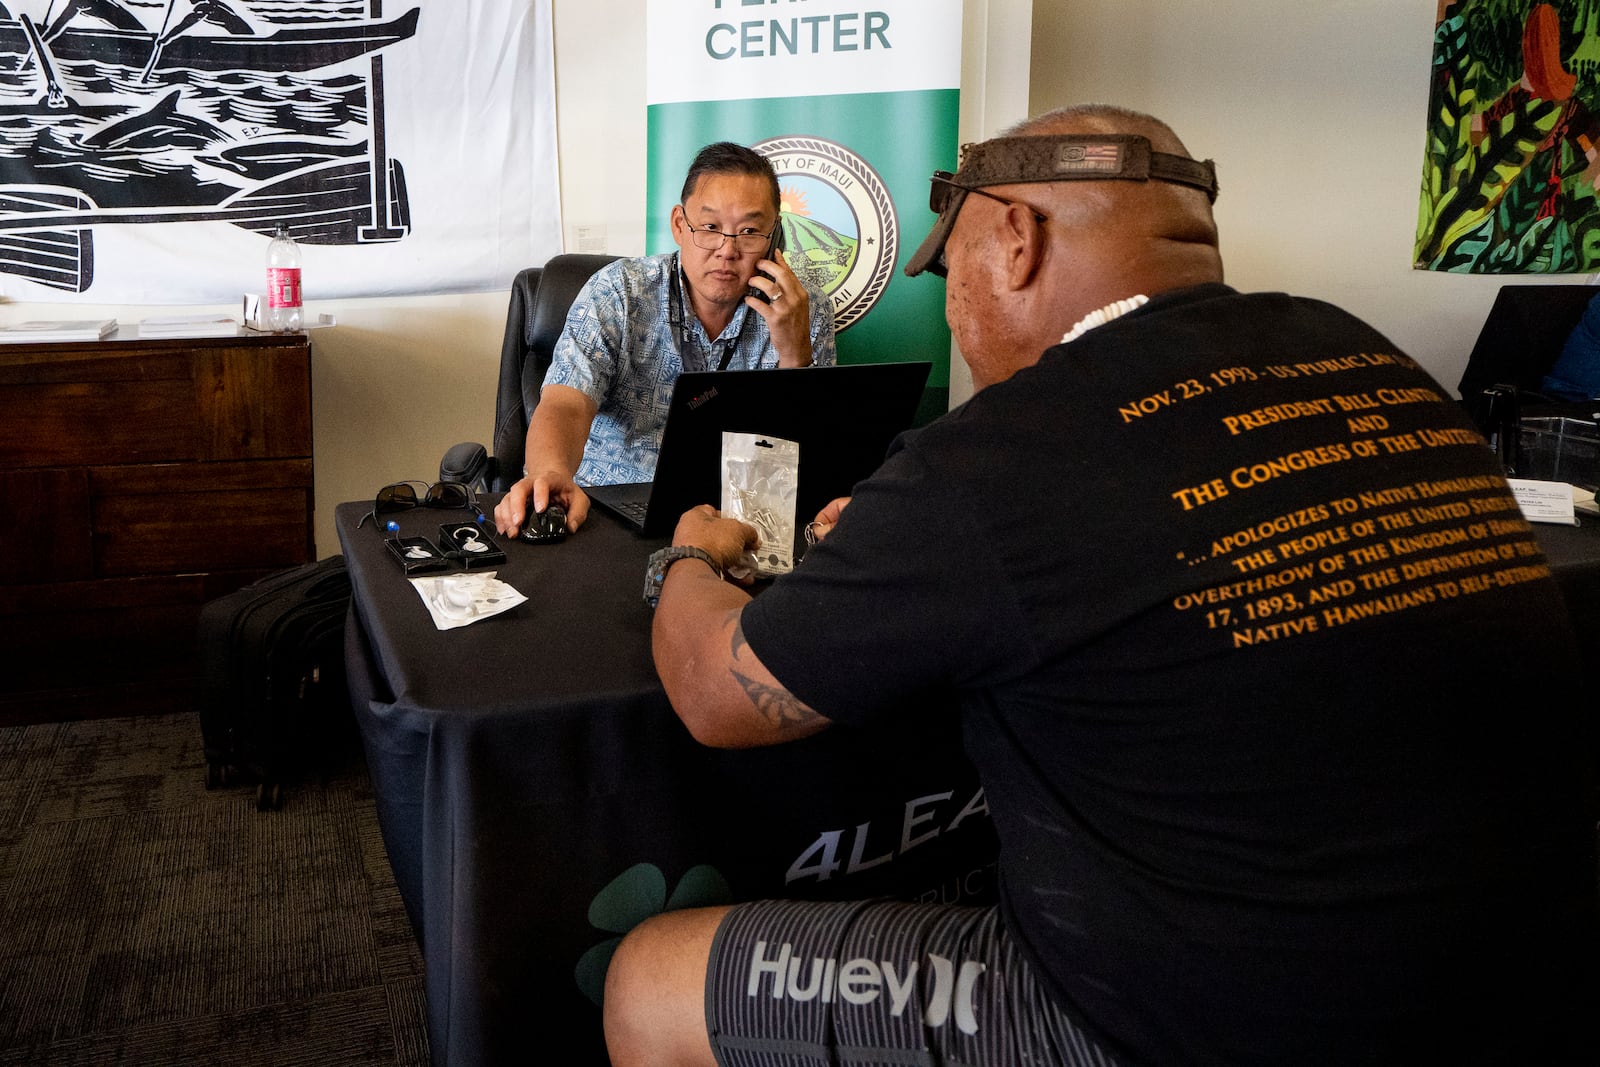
[0,319,117,343]
[138,315,239,338]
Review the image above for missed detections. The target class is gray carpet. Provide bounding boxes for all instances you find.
[0,712,429,1066]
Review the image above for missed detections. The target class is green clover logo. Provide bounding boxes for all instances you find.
[573,862,732,1006]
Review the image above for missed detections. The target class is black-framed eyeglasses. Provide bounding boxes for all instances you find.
[681,216,777,254]
[356,480,481,529]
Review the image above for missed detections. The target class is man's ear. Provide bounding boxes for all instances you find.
[668,203,688,242]
[1000,203,1046,291]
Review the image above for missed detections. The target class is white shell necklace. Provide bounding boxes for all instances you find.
[1060,294,1149,344]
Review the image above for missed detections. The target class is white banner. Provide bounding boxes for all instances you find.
[0,0,560,303]
[645,0,960,103]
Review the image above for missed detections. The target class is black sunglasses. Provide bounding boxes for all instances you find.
[920,172,1051,278]
[929,171,1049,222]
[357,480,480,529]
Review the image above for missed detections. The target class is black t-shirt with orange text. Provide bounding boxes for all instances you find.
[742,284,1597,1065]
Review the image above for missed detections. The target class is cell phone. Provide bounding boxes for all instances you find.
[747,221,787,303]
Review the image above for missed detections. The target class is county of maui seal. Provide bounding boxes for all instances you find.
[753,136,897,332]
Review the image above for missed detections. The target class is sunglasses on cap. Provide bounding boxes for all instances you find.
[904,133,1219,279]
[356,480,481,529]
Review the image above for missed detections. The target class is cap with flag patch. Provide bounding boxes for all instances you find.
[904,134,1219,278]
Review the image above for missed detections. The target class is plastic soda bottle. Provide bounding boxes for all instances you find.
[266,222,302,332]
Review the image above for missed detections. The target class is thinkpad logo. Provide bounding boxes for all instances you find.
[688,386,718,410]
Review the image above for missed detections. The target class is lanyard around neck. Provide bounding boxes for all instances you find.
[670,252,747,373]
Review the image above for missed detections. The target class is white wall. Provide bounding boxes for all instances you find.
[2,2,1561,556]
[1029,1,1577,389]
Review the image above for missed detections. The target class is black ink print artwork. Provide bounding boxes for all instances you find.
[0,0,420,292]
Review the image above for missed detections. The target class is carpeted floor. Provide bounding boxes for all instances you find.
[0,712,429,1066]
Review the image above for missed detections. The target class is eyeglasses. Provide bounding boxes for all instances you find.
[922,172,1050,278]
[681,216,777,254]
[356,480,481,529]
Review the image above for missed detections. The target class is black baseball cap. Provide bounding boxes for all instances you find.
[904,134,1219,278]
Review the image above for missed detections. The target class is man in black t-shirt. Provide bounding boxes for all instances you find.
[604,105,1598,1066]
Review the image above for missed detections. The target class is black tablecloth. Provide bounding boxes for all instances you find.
[1537,517,1600,646]
[340,496,1600,1067]
[336,500,999,1067]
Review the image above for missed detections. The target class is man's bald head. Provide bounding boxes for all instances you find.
[922,105,1224,390]
[1024,105,1221,296]
[1005,104,1193,154]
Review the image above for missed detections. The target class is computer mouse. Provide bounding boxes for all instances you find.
[519,504,568,544]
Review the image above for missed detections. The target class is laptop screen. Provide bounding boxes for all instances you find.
[594,361,933,537]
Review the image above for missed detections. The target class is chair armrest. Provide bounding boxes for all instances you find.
[440,441,493,492]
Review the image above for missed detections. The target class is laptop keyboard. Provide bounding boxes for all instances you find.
[615,499,649,521]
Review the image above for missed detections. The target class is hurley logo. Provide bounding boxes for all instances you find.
[745,940,986,1034]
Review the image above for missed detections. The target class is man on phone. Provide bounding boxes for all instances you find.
[495,142,837,537]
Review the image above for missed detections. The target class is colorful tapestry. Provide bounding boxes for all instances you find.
[0,0,560,302]
[1418,0,1600,272]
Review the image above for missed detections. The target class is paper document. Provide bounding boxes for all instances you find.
[138,315,238,338]
[0,319,116,342]
[1508,478,1577,525]
[408,572,527,630]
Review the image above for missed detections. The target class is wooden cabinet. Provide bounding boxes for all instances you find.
[0,331,313,721]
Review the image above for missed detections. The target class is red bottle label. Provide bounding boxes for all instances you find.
[267,267,302,308]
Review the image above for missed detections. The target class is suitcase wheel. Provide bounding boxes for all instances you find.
[205,761,230,790]
[256,781,283,812]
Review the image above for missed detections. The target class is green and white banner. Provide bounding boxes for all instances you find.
[646,0,961,415]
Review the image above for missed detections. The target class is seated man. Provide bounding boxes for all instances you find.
[605,106,1598,1065]
[494,141,836,537]
[1544,290,1600,400]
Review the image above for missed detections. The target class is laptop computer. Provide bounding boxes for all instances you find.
[587,361,933,538]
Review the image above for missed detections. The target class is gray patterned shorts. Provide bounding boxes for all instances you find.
[705,899,1122,1067]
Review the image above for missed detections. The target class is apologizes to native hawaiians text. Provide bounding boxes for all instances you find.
[1117,351,1551,651]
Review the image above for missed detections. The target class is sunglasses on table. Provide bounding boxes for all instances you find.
[356,480,483,529]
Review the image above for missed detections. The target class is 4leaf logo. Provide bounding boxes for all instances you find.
[573,862,733,1006]
[754,136,898,332]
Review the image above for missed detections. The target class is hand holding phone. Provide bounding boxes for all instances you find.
[745,222,813,366]
[746,222,788,303]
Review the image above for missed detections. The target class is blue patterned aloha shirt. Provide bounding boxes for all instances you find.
[543,252,837,486]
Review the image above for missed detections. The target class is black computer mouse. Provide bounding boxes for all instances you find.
[519,504,568,544]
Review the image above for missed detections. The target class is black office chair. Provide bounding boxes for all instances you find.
[1452,283,1600,475]
[1457,284,1600,425]
[440,253,620,492]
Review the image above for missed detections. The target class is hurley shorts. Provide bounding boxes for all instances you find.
[705,899,1122,1067]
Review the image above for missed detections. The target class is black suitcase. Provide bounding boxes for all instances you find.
[196,555,354,811]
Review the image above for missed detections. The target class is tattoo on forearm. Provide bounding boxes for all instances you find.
[730,619,820,731]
